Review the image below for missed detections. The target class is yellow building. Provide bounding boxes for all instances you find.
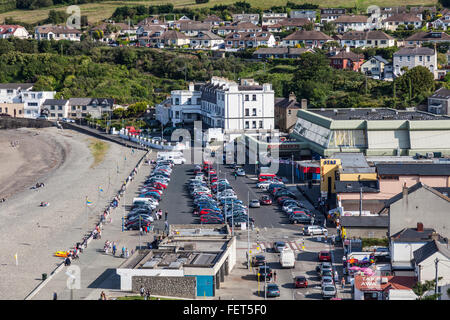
[320,153,377,198]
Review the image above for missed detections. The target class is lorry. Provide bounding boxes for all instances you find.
[279,249,295,268]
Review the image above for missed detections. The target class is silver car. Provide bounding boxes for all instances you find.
[249,199,260,208]
[236,168,246,176]
[321,285,336,299]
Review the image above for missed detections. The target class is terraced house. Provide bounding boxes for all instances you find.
[382,13,422,31]
[35,25,82,41]
[225,32,275,49]
[334,15,371,33]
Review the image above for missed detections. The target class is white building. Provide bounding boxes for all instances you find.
[0,25,29,39]
[393,47,437,79]
[360,55,393,80]
[334,15,372,33]
[189,31,224,50]
[35,25,82,41]
[289,10,317,21]
[41,99,70,120]
[262,12,288,26]
[156,77,275,140]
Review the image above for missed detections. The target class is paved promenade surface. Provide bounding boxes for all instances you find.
[0,127,145,300]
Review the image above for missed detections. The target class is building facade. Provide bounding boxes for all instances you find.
[393,47,437,79]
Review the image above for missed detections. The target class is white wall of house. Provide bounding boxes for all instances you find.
[22,91,55,119]
[416,251,450,285]
[391,241,428,266]
[393,53,437,79]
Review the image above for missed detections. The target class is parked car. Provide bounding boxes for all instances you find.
[249,199,261,208]
[321,285,337,299]
[294,275,308,288]
[252,255,266,267]
[318,251,331,262]
[265,284,280,297]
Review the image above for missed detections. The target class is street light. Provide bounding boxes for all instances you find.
[247,190,250,270]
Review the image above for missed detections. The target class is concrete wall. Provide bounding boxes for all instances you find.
[0,117,53,129]
[343,227,388,239]
[132,276,196,299]
[389,187,450,239]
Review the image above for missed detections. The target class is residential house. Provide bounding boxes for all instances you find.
[360,55,393,80]
[0,83,34,103]
[382,13,422,31]
[232,14,260,25]
[274,93,306,133]
[329,48,365,71]
[282,30,332,48]
[179,22,211,36]
[379,182,450,240]
[413,239,450,299]
[0,103,24,117]
[340,30,395,48]
[136,25,166,38]
[68,98,114,119]
[289,10,317,21]
[168,16,191,29]
[0,25,29,39]
[216,22,262,36]
[189,31,224,50]
[404,31,450,47]
[41,99,69,119]
[379,7,408,20]
[224,32,275,49]
[353,275,417,300]
[409,6,437,20]
[21,90,56,119]
[252,47,313,59]
[431,18,450,31]
[334,15,371,33]
[262,12,288,26]
[203,15,223,26]
[90,22,130,42]
[428,87,450,115]
[320,8,346,23]
[150,30,190,48]
[137,17,166,28]
[277,18,311,30]
[35,25,82,41]
[393,47,437,79]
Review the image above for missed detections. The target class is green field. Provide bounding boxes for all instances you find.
[0,0,439,25]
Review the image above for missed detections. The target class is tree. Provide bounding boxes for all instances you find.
[303,22,314,31]
[322,22,336,35]
[394,66,435,104]
[413,279,442,300]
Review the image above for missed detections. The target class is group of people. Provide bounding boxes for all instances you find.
[10,140,19,148]
[140,286,152,300]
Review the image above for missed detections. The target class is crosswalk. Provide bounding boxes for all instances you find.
[251,241,305,252]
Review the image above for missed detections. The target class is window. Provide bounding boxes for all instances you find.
[245,108,249,116]
[50,106,55,110]
[175,98,179,105]
[407,56,410,62]
[245,121,249,129]
[58,113,63,117]
[288,110,292,115]
[259,120,263,128]
[175,111,180,119]
[252,94,256,101]
[58,106,62,110]
[419,55,422,62]
[245,95,249,101]
[399,56,402,61]
[187,98,191,105]
[252,108,257,116]
[427,56,430,62]
[252,121,256,129]
[82,106,87,111]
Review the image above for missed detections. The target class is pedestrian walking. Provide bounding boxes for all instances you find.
[341,277,346,288]
[164,211,168,221]
[140,286,145,297]
[273,271,277,282]
[100,291,107,300]
[234,172,237,180]
[145,289,151,300]
[122,246,125,258]
[53,292,58,300]
[112,244,116,256]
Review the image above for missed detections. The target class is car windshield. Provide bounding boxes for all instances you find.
[324,287,335,291]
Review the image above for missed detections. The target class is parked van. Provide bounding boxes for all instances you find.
[280,249,295,268]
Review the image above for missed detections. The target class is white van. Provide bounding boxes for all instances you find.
[280,249,295,268]
[133,197,158,207]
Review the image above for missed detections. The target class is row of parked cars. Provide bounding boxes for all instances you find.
[188,162,255,228]
[124,159,173,230]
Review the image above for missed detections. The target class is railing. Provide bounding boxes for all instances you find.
[118,129,189,150]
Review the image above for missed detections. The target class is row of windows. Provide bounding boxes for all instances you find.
[245,108,258,116]
[173,97,201,105]
[397,55,431,62]
[344,40,387,44]
[244,94,257,101]
[245,120,264,129]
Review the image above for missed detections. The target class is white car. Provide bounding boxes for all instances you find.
[236,168,246,176]
[303,225,328,236]
[321,276,334,287]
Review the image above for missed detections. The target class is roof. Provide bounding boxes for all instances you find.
[0,83,33,90]
[330,50,364,61]
[283,30,332,41]
[192,31,222,40]
[158,30,188,40]
[275,97,302,109]
[308,108,448,121]
[405,31,450,41]
[253,47,311,56]
[36,24,81,34]
[331,152,375,174]
[204,15,222,22]
[69,98,92,106]
[341,30,394,41]
[278,18,310,27]
[180,22,211,32]
[225,32,272,41]
[0,25,26,35]
[354,275,416,292]
[368,55,390,64]
[335,15,369,23]
[340,215,389,228]
[43,99,68,105]
[383,13,422,22]
[376,163,450,176]
[391,227,437,242]
[413,239,450,264]
[335,180,380,193]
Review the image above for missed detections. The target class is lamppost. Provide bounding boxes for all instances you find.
[247,190,250,270]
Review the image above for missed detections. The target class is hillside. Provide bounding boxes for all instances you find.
[0,0,439,25]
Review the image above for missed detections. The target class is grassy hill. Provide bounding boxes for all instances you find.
[0,0,439,25]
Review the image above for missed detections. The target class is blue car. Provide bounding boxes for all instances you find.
[266,284,280,297]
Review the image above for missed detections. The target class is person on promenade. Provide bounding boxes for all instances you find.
[165,211,168,221]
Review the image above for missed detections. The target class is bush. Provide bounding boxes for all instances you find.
[361,238,389,248]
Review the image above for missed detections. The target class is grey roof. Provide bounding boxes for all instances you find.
[192,31,222,40]
[383,13,422,22]
[0,83,34,90]
[340,215,389,228]
[394,47,435,56]
[283,30,332,41]
[405,31,450,41]
[335,180,379,193]
[331,152,375,174]
[308,108,449,121]
[369,55,390,64]
[69,98,92,106]
[430,87,450,99]
[413,240,450,264]
[391,227,436,242]
[43,99,68,105]
[376,163,450,176]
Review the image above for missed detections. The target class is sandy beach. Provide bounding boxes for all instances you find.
[0,127,145,299]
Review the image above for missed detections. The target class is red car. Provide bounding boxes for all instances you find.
[318,251,331,262]
[294,276,308,288]
[277,196,291,205]
[260,195,272,205]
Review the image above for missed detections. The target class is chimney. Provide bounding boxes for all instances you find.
[301,99,307,110]
[417,222,424,232]
[289,92,296,102]
[402,182,408,198]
